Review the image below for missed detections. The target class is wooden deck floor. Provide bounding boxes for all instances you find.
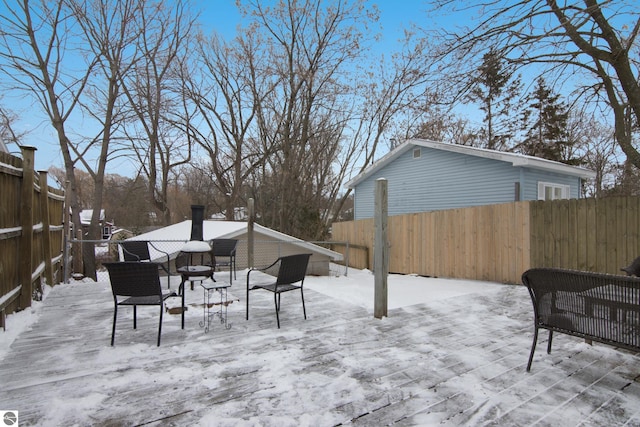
[1,277,640,426]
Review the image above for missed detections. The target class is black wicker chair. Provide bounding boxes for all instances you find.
[210,239,238,283]
[104,262,176,346]
[119,241,172,289]
[523,267,640,371]
[246,253,312,328]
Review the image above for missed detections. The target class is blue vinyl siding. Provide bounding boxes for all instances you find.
[353,146,583,220]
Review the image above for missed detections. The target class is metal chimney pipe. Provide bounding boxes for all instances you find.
[190,205,205,241]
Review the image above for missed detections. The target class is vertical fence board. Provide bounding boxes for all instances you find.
[501,203,514,283]
[464,207,477,279]
[614,196,627,270]
[446,210,456,278]
[627,198,640,265]
[410,214,421,274]
[576,198,587,271]
[19,148,36,308]
[586,198,598,271]
[560,200,570,268]
[455,209,466,279]
[419,213,430,275]
[596,198,608,272]
[520,201,531,275]
[567,199,578,270]
[530,201,543,269]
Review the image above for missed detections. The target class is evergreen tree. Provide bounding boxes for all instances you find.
[517,77,570,162]
[466,48,522,150]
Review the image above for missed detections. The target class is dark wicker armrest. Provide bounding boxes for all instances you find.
[247,258,281,284]
[120,246,141,261]
[148,241,171,263]
[248,257,281,273]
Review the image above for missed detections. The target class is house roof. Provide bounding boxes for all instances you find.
[129,220,343,261]
[79,209,105,225]
[346,139,597,188]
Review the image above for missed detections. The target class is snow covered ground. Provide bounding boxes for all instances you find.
[0,268,506,360]
[305,268,508,311]
[1,268,639,426]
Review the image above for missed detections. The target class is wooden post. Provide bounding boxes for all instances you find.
[374,178,388,319]
[19,146,36,309]
[247,198,254,269]
[63,180,70,283]
[74,226,84,277]
[39,171,54,288]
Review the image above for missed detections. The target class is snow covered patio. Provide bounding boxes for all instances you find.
[1,270,640,426]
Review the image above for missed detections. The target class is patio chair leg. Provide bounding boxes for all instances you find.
[547,330,553,354]
[526,326,539,372]
[301,288,306,320]
[111,305,117,346]
[274,292,280,329]
[133,305,137,329]
[158,305,163,346]
[246,289,249,320]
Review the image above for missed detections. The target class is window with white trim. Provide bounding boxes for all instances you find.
[537,182,570,200]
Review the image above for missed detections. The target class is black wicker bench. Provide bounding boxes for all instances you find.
[522,268,640,371]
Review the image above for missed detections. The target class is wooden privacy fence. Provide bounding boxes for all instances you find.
[0,147,65,328]
[331,197,640,284]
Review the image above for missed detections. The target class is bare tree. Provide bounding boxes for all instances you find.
[118,0,198,225]
[232,0,433,239]
[184,31,267,221]
[571,116,620,196]
[399,87,484,146]
[0,104,25,152]
[0,0,96,271]
[237,0,368,237]
[427,0,640,169]
[62,0,147,278]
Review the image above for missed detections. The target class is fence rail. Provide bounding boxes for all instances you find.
[331,197,640,284]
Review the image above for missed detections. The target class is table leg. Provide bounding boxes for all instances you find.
[220,287,231,330]
[202,286,207,331]
[199,286,212,333]
[180,276,186,329]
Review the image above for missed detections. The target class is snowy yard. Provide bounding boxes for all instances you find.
[1,268,640,426]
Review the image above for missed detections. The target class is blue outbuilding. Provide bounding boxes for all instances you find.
[346,139,596,220]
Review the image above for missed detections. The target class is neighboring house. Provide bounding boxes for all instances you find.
[346,139,597,220]
[210,207,248,221]
[79,209,113,239]
[110,228,134,241]
[127,220,343,276]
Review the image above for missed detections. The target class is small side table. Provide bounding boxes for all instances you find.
[200,280,232,332]
[177,265,214,329]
